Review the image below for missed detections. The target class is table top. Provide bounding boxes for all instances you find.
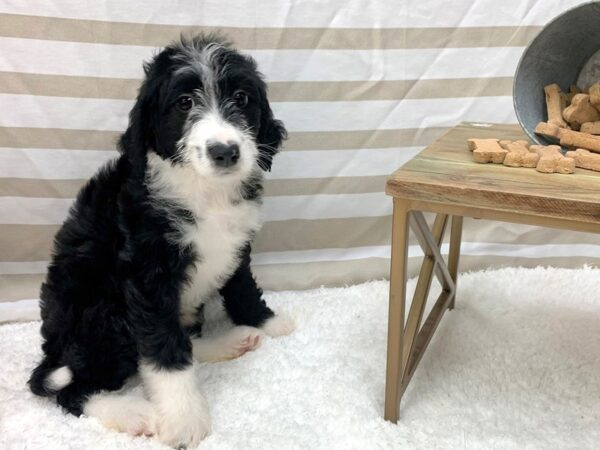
[386,123,600,228]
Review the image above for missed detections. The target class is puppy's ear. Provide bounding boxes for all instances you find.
[256,89,287,172]
[118,56,169,163]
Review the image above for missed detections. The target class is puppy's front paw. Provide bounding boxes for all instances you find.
[141,364,211,448]
[155,400,211,449]
[83,392,157,438]
[261,312,296,337]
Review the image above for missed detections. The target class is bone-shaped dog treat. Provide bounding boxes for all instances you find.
[499,140,539,167]
[590,82,600,109]
[530,145,575,174]
[544,84,568,128]
[535,122,600,153]
[467,138,507,163]
[565,148,600,172]
[566,85,581,103]
[499,139,529,149]
[562,93,600,130]
[535,122,561,140]
[581,121,600,135]
[558,128,600,153]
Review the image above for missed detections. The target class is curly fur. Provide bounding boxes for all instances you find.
[28,34,287,445]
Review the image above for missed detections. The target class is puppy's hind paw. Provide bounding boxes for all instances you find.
[261,312,296,337]
[223,326,263,360]
[193,326,263,363]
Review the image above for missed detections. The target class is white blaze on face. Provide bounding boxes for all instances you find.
[175,45,259,178]
[187,112,241,151]
[182,112,255,177]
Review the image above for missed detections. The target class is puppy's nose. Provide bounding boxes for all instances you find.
[207,142,240,168]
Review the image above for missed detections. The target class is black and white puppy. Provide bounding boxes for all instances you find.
[28,34,293,447]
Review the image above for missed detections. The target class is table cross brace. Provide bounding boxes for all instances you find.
[384,199,463,422]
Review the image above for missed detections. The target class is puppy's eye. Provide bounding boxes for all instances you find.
[176,95,194,112]
[233,91,249,108]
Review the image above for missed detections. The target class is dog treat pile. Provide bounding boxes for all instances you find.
[466,138,599,173]
[535,82,600,157]
[542,82,600,132]
[467,81,600,173]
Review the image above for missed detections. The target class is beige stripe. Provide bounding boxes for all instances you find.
[0,72,513,101]
[270,78,513,101]
[2,255,598,302]
[0,273,44,302]
[4,212,599,262]
[255,217,391,253]
[0,259,390,301]
[0,178,85,198]
[0,176,387,198]
[0,127,121,150]
[254,257,390,292]
[0,126,448,150]
[286,128,449,150]
[264,176,387,196]
[0,14,540,49]
[257,216,600,253]
[0,71,140,100]
[0,225,59,262]
[0,217,391,261]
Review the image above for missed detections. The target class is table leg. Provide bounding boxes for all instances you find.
[385,208,463,423]
[447,216,463,310]
[384,198,410,423]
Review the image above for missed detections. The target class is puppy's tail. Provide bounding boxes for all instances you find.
[29,358,73,396]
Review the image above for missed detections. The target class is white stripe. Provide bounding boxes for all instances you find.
[253,242,600,266]
[252,245,391,265]
[0,94,516,132]
[267,147,422,181]
[458,242,600,259]
[0,148,117,179]
[0,261,48,274]
[6,193,597,234]
[0,94,131,131]
[0,38,151,79]
[262,193,390,221]
[403,0,585,27]
[0,197,73,225]
[274,97,516,132]
[0,0,584,27]
[0,299,40,322]
[0,193,391,224]
[0,38,524,81]
[254,47,523,82]
[268,147,422,180]
[3,242,599,275]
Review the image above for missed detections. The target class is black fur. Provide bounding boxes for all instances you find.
[28,34,286,416]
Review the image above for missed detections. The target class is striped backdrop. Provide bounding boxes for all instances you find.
[1,0,599,322]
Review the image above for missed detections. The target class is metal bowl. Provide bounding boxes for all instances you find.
[513,1,600,145]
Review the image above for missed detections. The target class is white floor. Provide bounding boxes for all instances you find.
[1,266,600,450]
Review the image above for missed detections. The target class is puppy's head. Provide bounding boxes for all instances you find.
[121,34,286,178]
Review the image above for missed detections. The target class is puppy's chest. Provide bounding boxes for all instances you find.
[178,200,261,319]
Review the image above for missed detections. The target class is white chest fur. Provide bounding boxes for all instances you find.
[177,200,260,320]
[146,153,262,325]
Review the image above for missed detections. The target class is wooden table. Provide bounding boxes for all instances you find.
[384,122,600,422]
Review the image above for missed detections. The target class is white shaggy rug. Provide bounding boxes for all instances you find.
[1,267,600,450]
